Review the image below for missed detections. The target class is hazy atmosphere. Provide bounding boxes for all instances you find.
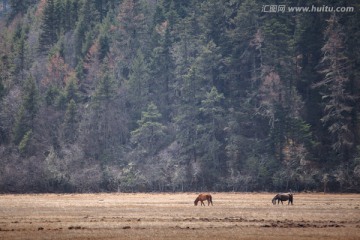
[0,0,360,193]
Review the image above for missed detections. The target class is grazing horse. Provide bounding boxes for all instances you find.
[272,193,293,205]
[194,193,213,206]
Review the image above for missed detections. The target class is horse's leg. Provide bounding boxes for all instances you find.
[201,200,205,206]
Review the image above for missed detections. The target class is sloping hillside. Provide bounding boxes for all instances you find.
[0,0,359,193]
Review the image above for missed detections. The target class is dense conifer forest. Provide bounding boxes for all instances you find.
[0,0,359,193]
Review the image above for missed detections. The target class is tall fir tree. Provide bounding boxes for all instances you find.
[131,102,166,156]
[197,87,225,185]
[12,23,29,82]
[314,14,355,160]
[126,50,150,120]
[63,99,77,143]
[13,76,39,145]
[39,0,58,53]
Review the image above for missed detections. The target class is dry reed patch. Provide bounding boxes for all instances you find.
[0,193,359,239]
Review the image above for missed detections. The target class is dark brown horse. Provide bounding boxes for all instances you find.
[272,193,293,205]
[194,193,213,206]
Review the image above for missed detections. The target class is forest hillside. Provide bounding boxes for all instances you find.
[0,0,359,193]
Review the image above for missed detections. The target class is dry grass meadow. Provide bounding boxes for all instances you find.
[0,192,359,239]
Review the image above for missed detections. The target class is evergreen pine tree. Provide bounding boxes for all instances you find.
[65,74,78,103]
[13,76,39,145]
[9,0,33,16]
[12,23,29,82]
[149,25,174,119]
[39,0,58,53]
[113,0,148,80]
[130,102,166,155]
[314,14,355,159]
[63,99,77,143]
[197,87,225,182]
[127,50,150,119]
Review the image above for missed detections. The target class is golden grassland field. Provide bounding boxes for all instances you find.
[0,192,359,239]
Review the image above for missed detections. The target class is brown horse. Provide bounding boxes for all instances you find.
[194,193,213,206]
[272,193,293,205]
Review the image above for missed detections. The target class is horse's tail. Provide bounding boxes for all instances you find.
[209,195,213,205]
